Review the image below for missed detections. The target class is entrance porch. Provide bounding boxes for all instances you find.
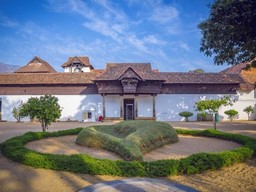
[102,95,156,121]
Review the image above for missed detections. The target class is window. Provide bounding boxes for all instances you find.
[74,67,81,72]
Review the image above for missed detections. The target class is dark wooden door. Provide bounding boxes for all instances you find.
[124,99,134,120]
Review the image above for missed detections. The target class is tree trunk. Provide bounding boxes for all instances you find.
[41,120,46,132]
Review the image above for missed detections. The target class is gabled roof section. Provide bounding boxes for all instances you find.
[220,61,256,91]
[160,72,243,84]
[61,56,94,69]
[220,62,249,74]
[118,67,143,80]
[220,61,256,85]
[15,56,57,73]
[94,63,165,81]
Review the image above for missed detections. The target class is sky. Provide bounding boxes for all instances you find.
[0,0,229,72]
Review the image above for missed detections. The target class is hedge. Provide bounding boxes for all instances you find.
[0,128,255,177]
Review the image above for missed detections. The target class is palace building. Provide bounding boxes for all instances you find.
[0,56,255,122]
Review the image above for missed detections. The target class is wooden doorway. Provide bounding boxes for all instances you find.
[124,99,134,120]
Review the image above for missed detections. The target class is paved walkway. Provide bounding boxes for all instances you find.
[0,120,255,192]
[79,178,198,192]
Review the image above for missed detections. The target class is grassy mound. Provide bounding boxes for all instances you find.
[76,120,179,161]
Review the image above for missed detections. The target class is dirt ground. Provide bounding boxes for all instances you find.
[0,121,256,192]
[26,135,241,161]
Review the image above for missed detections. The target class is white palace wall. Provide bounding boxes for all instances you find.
[156,90,256,121]
[0,95,102,122]
[1,89,255,122]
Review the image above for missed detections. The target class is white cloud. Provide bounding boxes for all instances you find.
[179,42,190,52]
[0,14,18,28]
[143,35,166,45]
[127,34,150,53]
[150,5,179,24]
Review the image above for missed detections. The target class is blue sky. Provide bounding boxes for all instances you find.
[0,0,229,72]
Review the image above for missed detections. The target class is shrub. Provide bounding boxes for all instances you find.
[243,106,254,120]
[179,111,193,122]
[197,112,213,121]
[1,127,255,177]
[224,109,238,121]
[76,121,179,161]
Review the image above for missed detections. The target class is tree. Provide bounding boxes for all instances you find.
[195,96,233,113]
[12,103,24,122]
[189,69,205,73]
[195,96,233,129]
[198,0,256,65]
[20,95,62,132]
[224,109,238,121]
[178,111,193,122]
[243,106,254,120]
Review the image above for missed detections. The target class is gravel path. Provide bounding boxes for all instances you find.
[25,135,241,161]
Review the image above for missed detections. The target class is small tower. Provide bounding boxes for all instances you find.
[61,56,94,73]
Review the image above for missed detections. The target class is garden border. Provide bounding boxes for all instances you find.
[0,128,256,177]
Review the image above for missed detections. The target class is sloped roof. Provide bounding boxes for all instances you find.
[15,56,57,73]
[160,72,243,84]
[220,62,249,74]
[61,56,94,68]
[0,70,104,85]
[220,61,256,90]
[94,63,165,81]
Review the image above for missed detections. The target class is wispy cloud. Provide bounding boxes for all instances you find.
[0,0,220,73]
[0,14,18,28]
[149,4,179,24]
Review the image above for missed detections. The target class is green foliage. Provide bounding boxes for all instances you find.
[20,95,62,132]
[1,128,255,177]
[224,109,238,121]
[197,112,213,121]
[189,69,205,73]
[243,106,254,120]
[178,111,193,122]
[195,96,233,113]
[12,103,24,122]
[198,0,256,65]
[76,121,179,161]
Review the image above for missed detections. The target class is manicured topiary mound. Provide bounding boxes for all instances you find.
[76,120,179,161]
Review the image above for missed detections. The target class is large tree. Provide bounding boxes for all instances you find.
[198,0,256,65]
[20,95,62,132]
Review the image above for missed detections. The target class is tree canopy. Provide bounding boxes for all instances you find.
[198,0,256,65]
[189,69,205,73]
[194,96,233,113]
[20,95,62,132]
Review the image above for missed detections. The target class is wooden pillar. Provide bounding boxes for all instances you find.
[152,94,156,118]
[102,94,106,118]
[135,95,138,118]
[120,95,123,118]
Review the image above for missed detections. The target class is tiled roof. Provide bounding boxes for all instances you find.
[0,71,104,85]
[220,61,256,91]
[94,63,165,81]
[61,56,94,68]
[220,62,249,74]
[15,56,57,73]
[160,72,243,84]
